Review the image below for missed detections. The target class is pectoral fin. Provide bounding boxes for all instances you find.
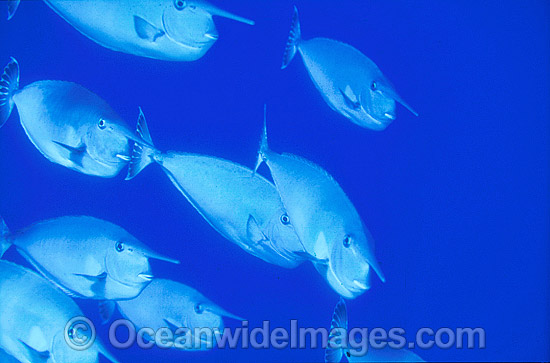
[7,0,20,20]
[74,272,107,297]
[99,300,117,324]
[19,340,49,363]
[134,16,165,42]
[163,318,182,332]
[340,85,361,110]
[294,251,328,265]
[53,141,86,167]
[246,215,268,244]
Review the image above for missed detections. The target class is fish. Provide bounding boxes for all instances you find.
[0,347,20,363]
[125,110,307,269]
[113,278,243,350]
[0,260,119,363]
[281,7,417,131]
[325,298,425,362]
[255,107,385,299]
[0,58,150,177]
[7,0,254,62]
[0,215,179,300]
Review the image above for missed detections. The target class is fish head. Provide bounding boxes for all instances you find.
[162,0,219,51]
[85,116,134,172]
[357,76,418,130]
[325,225,383,299]
[105,237,179,291]
[185,295,242,342]
[265,209,307,257]
[51,331,99,363]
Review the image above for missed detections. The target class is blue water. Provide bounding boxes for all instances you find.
[0,1,549,362]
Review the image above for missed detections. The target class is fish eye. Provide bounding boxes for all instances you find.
[194,303,204,314]
[115,241,124,252]
[343,235,352,248]
[346,352,351,358]
[370,81,377,91]
[280,214,290,225]
[174,0,186,10]
[98,118,106,129]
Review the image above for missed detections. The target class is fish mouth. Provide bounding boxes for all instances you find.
[138,273,154,281]
[116,154,131,162]
[162,9,217,50]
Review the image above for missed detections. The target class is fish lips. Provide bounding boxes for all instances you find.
[162,7,218,50]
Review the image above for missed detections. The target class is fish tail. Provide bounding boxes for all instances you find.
[0,216,11,258]
[6,0,20,20]
[281,6,301,70]
[0,57,19,128]
[254,105,269,174]
[325,298,347,363]
[125,108,158,180]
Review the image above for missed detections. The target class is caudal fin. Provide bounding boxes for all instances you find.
[325,298,348,363]
[1,216,11,258]
[125,108,158,180]
[6,0,20,20]
[0,57,19,128]
[281,6,301,70]
[253,105,269,174]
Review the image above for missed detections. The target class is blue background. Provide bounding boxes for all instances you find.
[0,0,549,361]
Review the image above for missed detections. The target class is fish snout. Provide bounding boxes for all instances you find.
[138,273,154,281]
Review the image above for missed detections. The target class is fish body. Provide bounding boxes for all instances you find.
[0,260,118,363]
[9,0,254,61]
[282,7,417,130]
[126,111,306,269]
[0,58,146,177]
[116,278,242,350]
[255,110,385,298]
[0,216,179,300]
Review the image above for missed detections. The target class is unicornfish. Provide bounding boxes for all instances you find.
[126,110,307,269]
[0,260,119,363]
[0,58,151,177]
[282,6,417,131]
[112,278,243,350]
[0,215,179,300]
[255,107,385,299]
[6,0,254,61]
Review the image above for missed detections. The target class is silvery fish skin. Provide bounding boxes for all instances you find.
[255,111,385,299]
[116,279,242,350]
[125,111,307,269]
[325,299,425,362]
[8,0,254,61]
[281,7,417,131]
[0,58,146,177]
[0,216,179,300]
[0,260,118,363]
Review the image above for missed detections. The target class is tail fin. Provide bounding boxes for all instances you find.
[125,108,157,180]
[0,57,19,128]
[281,6,301,70]
[325,298,348,363]
[6,0,20,20]
[1,216,11,258]
[253,105,269,174]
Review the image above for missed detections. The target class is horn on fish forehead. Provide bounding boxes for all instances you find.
[203,303,244,321]
[142,248,180,264]
[376,82,418,116]
[112,124,155,148]
[191,1,255,25]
